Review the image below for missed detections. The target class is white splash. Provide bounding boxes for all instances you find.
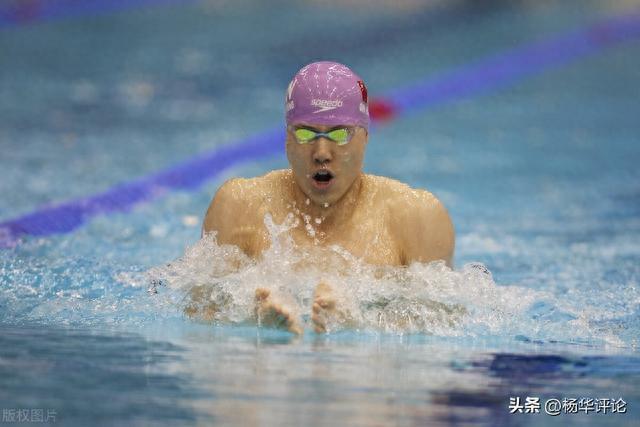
[144,215,629,344]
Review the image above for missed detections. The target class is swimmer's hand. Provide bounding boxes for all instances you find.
[311,282,356,333]
[254,288,303,335]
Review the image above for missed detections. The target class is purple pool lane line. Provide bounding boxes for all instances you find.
[0,128,284,247]
[1,10,640,248]
[382,11,640,115]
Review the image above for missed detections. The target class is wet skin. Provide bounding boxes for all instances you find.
[197,124,455,334]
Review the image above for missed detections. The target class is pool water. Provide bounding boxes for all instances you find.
[1,0,639,425]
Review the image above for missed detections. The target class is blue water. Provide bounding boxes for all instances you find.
[1,0,639,425]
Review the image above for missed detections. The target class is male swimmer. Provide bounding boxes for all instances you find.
[198,61,454,334]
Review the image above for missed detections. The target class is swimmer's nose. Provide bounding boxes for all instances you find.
[312,138,333,165]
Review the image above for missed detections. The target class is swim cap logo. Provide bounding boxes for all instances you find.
[285,79,296,112]
[357,80,368,103]
[311,99,343,113]
[287,79,296,101]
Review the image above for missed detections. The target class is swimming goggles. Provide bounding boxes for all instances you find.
[288,126,356,146]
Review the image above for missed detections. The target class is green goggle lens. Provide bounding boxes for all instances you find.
[294,128,318,143]
[293,127,352,145]
[326,128,350,143]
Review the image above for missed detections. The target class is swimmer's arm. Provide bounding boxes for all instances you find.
[393,190,455,268]
[202,179,258,256]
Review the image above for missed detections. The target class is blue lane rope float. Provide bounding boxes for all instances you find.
[1,10,639,248]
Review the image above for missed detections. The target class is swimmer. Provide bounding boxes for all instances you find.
[199,61,455,334]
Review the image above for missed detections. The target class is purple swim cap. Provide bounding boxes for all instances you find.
[285,61,369,128]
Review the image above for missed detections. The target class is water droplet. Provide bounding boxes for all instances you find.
[305,223,316,237]
[181,215,199,227]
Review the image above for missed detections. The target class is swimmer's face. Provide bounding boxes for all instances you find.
[286,123,368,206]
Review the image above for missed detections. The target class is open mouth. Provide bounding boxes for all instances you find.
[312,170,334,189]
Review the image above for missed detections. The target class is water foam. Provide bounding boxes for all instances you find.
[1,209,635,348]
[144,214,635,346]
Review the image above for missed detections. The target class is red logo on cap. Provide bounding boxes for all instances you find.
[357,80,368,103]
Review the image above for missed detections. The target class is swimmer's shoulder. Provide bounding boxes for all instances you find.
[212,169,288,204]
[209,177,255,207]
[363,173,442,208]
[364,174,454,265]
[203,175,265,234]
[259,169,292,187]
[204,170,290,229]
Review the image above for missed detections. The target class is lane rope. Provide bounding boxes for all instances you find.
[1,10,639,248]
